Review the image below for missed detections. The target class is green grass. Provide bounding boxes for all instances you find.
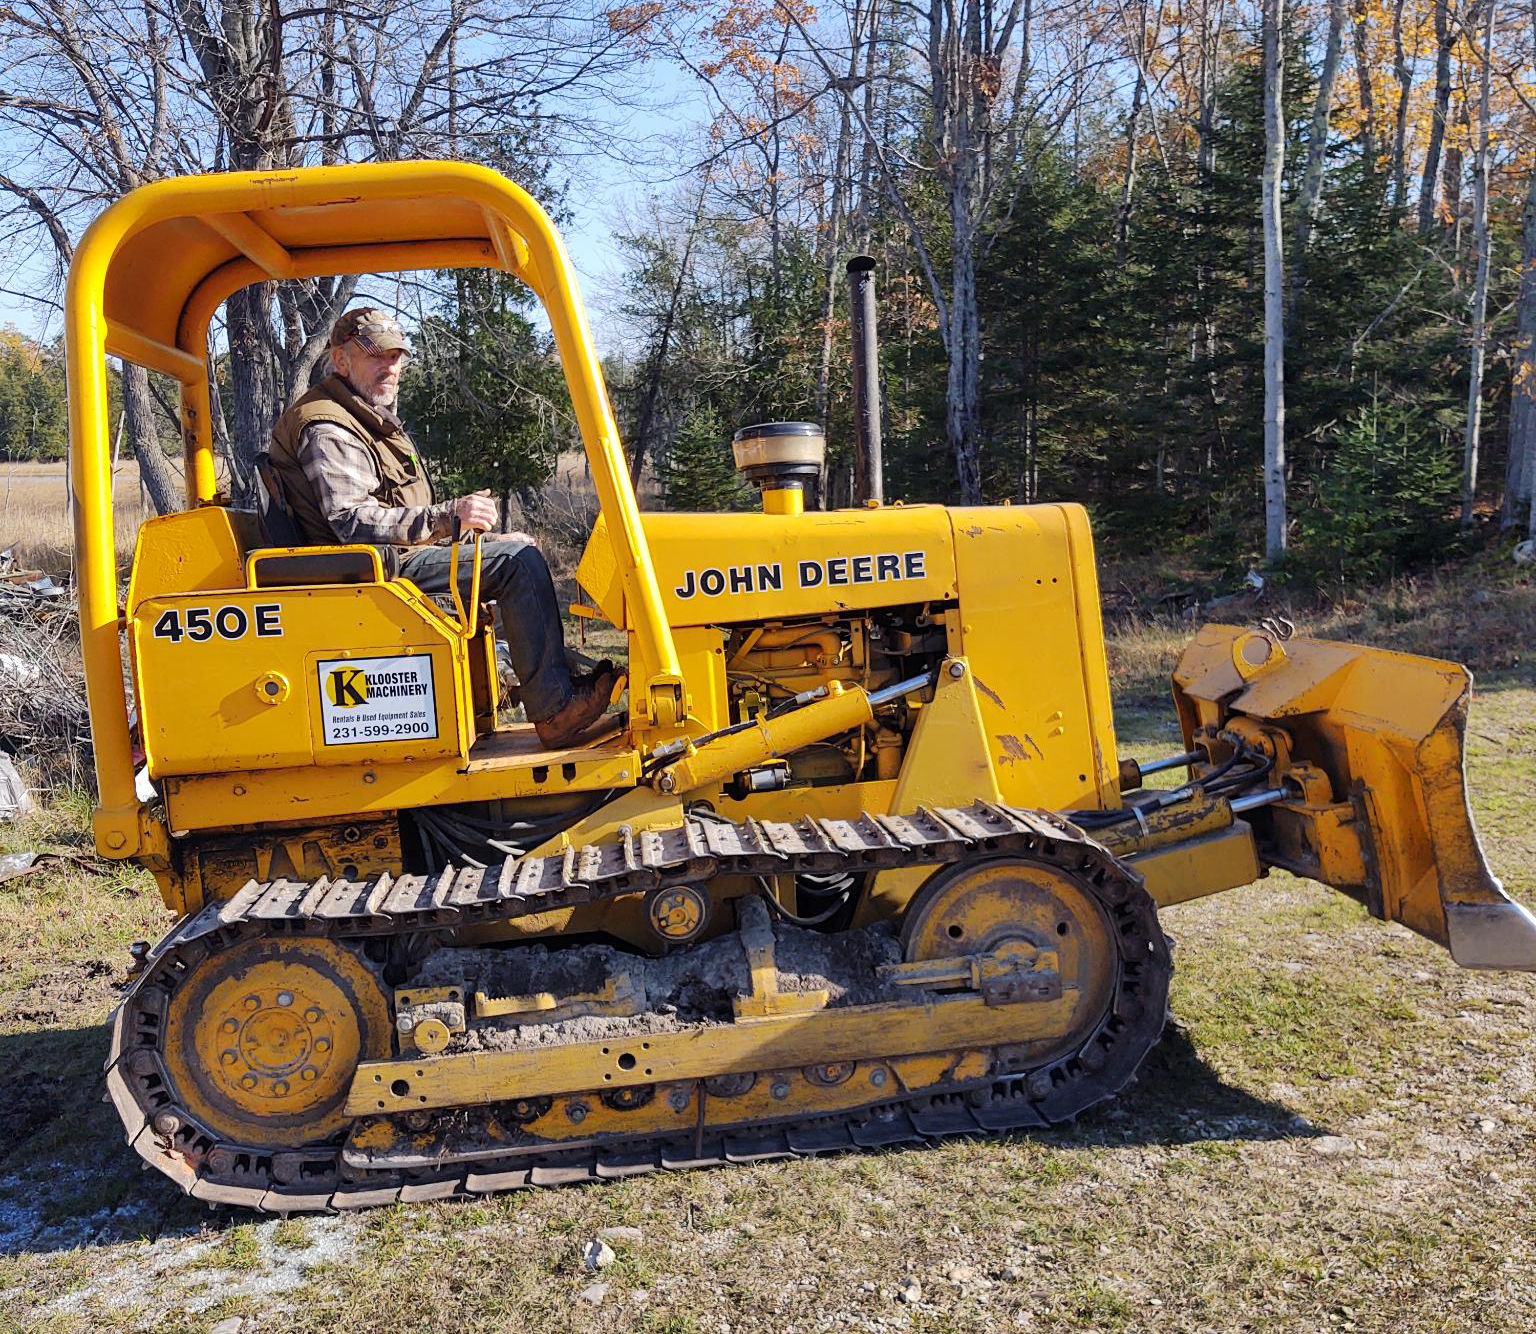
[1,595,1534,1333]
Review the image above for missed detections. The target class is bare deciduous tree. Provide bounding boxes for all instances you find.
[790,0,1105,503]
[1292,0,1345,308]
[1262,0,1287,560]
[1352,0,1378,170]
[0,0,646,503]
[1417,0,1463,234]
[1461,0,1495,527]
[1390,0,1414,210]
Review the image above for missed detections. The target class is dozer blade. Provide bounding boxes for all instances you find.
[1173,623,1536,971]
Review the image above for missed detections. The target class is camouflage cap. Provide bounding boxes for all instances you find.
[330,307,411,355]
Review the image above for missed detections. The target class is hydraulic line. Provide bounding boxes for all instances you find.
[1069,742,1273,830]
[1230,787,1289,812]
[1138,749,1204,776]
[412,791,616,870]
[1202,751,1275,795]
[756,877,850,927]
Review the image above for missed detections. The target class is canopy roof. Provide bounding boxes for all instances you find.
[77,161,551,382]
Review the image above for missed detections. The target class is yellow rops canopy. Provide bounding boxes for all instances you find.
[67,161,681,846]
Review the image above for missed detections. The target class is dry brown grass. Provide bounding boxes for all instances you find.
[0,601,91,797]
[1104,561,1535,705]
[0,461,151,578]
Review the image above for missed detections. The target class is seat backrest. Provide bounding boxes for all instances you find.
[254,454,307,549]
[249,549,389,587]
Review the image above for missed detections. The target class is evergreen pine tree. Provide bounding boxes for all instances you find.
[661,405,752,511]
[1295,392,1460,579]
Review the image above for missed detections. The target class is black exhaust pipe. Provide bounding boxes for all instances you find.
[846,255,883,504]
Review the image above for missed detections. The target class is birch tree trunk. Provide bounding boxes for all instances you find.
[795,0,1042,508]
[1115,0,1150,263]
[813,0,870,423]
[1262,0,1288,561]
[1292,0,1346,308]
[1461,0,1493,528]
[1116,63,1147,264]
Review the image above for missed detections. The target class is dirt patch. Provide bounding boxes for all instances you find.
[0,959,131,1159]
[38,1211,360,1326]
[0,957,118,1029]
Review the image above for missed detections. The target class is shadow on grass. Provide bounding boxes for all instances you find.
[1051,1021,1318,1149]
[0,1017,1318,1257]
[0,1021,208,1257]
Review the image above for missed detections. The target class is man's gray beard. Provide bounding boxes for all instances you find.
[357,384,397,410]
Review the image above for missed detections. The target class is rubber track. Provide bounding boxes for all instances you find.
[104,801,1171,1212]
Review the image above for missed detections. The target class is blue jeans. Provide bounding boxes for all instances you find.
[397,539,571,722]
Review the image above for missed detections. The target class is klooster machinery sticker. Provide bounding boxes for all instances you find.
[317,654,439,745]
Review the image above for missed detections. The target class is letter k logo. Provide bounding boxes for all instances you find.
[328,667,368,707]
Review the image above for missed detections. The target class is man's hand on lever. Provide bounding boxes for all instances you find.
[452,490,536,546]
[452,490,498,533]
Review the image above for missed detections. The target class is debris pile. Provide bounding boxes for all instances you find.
[0,564,91,796]
[0,544,65,601]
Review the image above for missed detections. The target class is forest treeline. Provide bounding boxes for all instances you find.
[606,0,1536,580]
[3,0,1534,583]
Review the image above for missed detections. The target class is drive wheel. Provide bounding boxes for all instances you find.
[901,856,1121,1068]
[163,934,392,1148]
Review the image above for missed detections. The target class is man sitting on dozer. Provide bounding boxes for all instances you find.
[262,306,616,749]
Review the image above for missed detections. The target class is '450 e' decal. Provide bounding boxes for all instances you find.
[150,604,283,643]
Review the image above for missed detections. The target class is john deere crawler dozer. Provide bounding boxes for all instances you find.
[65,163,1535,1211]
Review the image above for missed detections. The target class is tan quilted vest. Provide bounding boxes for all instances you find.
[266,375,432,545]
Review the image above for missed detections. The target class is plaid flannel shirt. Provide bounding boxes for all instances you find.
[296,418,455,547]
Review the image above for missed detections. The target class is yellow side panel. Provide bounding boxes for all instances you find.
[126,507,260,611]
[855,667,1003,927]
[133,584,467,778]
[162,737,640,835]
[949,504,1119,812]
[672,625,729,732]
[1130,823,1262,907]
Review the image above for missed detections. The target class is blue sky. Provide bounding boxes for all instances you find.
[0,56,708,358]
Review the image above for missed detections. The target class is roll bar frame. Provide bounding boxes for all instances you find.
[65,161,683,857]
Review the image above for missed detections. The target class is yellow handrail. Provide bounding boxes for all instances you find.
[447,531,484,639]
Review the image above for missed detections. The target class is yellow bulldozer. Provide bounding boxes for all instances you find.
[65,162,1533,1211]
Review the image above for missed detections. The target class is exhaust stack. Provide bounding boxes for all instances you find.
[846,255,883,504]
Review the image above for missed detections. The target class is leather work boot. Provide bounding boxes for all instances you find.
[534,666,620,748]
[570,657,616,689]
